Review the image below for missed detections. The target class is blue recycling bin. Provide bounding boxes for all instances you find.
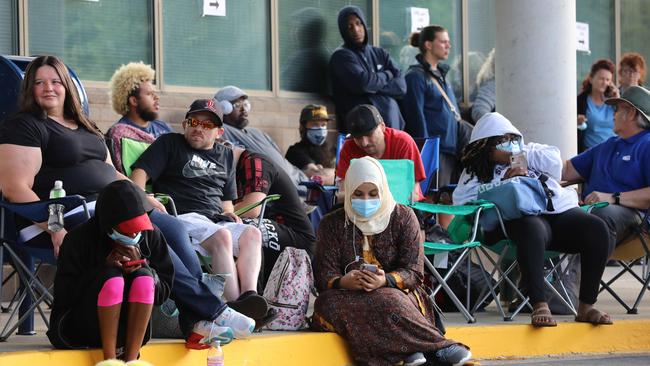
[0,55,89,123]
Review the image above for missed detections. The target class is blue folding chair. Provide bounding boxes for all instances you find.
[419,136,456,199]
[0,195,90,341]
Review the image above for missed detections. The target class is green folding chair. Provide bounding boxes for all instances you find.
[466,203,609,321]
[377,159,498,323]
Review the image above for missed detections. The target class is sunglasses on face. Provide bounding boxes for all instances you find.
[185,117,220,129]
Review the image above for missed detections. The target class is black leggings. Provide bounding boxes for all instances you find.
[485,207,613,305]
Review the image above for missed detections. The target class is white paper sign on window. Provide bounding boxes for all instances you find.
[410,7,430,33]
[203,0,226,17]
[576,22,590,53]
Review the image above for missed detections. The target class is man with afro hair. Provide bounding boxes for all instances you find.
[107,62,173,173]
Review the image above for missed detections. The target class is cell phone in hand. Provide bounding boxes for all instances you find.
[123,259,146,268]
[510,152,528,171]
[361,263,378,273]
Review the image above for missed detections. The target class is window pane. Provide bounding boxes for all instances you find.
[576,0,614,91]
[467,0,495,102]
[620,0,650,82]
[379,0,463,100]
[28,0,153,82]
[0,0,18,54]
[163,0,270,90]
[278,0,372,93]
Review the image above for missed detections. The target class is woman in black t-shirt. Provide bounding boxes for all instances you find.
[0,55,166,257]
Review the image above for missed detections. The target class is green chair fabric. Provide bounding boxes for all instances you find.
[377,159,495,323]
[121,137,152,177]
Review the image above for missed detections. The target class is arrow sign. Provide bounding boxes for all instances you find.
[203,0,226,17]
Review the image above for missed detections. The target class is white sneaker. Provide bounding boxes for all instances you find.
[186,321,234,350]
[403,352,427,366]
[213,306,255,339]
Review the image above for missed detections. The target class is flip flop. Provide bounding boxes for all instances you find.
[575,308,613,325]
[531,306,557,327]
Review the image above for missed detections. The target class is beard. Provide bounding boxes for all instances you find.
[136,104,158,122]
[227,116,249,129]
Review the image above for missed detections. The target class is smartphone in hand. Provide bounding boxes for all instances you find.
[123,259,146,268]
[510,152,528,171]
[361,263,378,273]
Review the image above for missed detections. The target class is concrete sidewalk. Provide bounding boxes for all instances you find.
[1,266,649,364]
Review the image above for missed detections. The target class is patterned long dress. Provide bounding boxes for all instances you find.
[312,204,463,366]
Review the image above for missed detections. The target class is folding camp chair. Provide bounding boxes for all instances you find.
[467,204,599,321]
[0,195,90,341]
[303,133,347,230]
[599,208,650,314]
[378,159,498,323]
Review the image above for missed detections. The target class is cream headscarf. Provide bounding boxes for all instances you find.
[343,157,397,235]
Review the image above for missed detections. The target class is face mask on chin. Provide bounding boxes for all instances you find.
[351,198,381,218]
[108,229,142,247]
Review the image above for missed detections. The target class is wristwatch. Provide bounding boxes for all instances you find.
[613,192,621,205]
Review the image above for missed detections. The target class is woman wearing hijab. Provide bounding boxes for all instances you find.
[311,157,470,366]
[453,112,613,327]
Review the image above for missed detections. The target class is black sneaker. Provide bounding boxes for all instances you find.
[227,292,268,319]
[254,308,280,331]
[434,345,471,366]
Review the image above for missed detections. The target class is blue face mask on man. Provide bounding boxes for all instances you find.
[351,198,381,218]
[109,229,142,246]
[306,127,328,146]
[495,140,522,155]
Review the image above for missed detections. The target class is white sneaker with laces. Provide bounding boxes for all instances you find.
[213,306,255,339]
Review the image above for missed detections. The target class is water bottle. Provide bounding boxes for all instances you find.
[206,340,224,366]
[47,180,66,232]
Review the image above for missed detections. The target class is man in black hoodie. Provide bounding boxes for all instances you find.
[330,5,406,134]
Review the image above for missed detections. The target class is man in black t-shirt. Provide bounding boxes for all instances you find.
[131,99,265,308]
[231,147,316,285]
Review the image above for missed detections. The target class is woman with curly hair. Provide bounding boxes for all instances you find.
[618,52,646,94]
[453,112,613,327]
[577,59,619,151]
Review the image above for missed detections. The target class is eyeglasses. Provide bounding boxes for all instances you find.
[495,135,521,145]
[232,99,251,112]
[620,67,640,76]
[185,117,219,129]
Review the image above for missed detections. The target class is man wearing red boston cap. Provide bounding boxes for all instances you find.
[131,99,271,327]
[48,180,175,363]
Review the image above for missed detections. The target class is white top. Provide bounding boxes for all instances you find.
[453,113,578,214]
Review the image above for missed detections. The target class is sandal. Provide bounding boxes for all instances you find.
[531,306,557,327]
[575,308,613,325]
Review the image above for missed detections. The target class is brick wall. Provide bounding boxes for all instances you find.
[86,87,336,155]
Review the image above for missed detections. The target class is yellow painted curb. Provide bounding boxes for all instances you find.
[446,319,650,359]
[1,320,649,365]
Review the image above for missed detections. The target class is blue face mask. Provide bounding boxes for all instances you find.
[351,198,381,218]
[109,229,142,247]
[495,140,522,155]
[306,127,328,146]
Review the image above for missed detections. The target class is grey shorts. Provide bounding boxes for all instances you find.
[176,212,249,257]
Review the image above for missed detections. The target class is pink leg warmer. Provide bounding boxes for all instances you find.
[128,276,155,304]
[97,277,125,307]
